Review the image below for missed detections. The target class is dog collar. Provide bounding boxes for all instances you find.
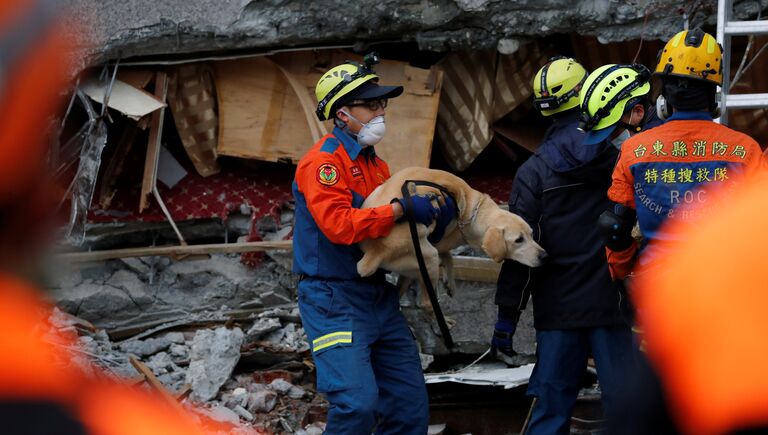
[457,194,486,244]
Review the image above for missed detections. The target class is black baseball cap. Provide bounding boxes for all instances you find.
[336,81,403,108]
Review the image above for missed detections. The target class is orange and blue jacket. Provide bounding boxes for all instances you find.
[607,111,765,278]
[292,127,395,279]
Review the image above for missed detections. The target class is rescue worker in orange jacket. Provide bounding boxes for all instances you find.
[0,1,235,433]
[292,55,441,434]
[596,28,764,279]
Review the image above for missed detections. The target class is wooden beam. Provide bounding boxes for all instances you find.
[129,357,189,411]
[60,241,502,283]
[452,255,502,283]
[59,240,292,263]
[139,71,169,212]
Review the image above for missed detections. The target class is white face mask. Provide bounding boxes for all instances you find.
[611,128,631,149]
[340,111,386,146]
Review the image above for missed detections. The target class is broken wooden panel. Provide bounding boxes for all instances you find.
[274,50,442,173]
[167,63,221,177]
[436,43,548,171]
[215,50,442,173]
[371,62,442,173]
[214,57,314,164]
[116,68,154,90]
[80,76,166,120]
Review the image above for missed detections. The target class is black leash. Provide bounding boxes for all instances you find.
[401,180,455,350]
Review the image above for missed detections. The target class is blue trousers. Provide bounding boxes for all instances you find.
[526,326,634,435]
[298,277,429,435]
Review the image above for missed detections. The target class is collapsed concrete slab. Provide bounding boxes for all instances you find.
[186,326,245,401]
[50,254,294,330]
[71,0,765,64]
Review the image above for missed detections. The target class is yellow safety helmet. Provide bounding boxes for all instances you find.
[315,53,403,121]
[578,64,651,144]
[654,28,723,86]
[532,57,588,116]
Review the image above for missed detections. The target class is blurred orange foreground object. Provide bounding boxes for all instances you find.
[0,0,72,204]
[0,273,240,434]
[635,172,768,434]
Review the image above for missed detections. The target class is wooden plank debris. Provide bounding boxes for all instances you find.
[117,68,155,90]
[80,76,166,120]
[214,57,312,163]
[451,256,502,283]
[58,240,292,263]
[129,357,189,410]
[215,50,442,174]
[139,71,169,212]
[58,240,500,281]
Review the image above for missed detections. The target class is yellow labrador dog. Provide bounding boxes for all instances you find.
[358,167,547,291]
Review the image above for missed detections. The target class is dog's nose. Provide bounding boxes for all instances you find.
[538,251,549,263]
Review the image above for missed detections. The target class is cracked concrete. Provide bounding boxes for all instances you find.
[50,254,294,329]
[70,0,767,65]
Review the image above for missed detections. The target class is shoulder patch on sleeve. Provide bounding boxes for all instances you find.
[317,163,340,186]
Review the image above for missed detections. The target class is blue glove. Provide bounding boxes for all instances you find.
[394,194,441,226]
[491,307,519,358]
[428,194,457,244]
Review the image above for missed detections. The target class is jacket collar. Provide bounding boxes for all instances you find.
[668,111,712,121]
[333,126,368,160]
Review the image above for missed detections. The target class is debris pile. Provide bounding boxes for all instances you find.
[48,299,327,433]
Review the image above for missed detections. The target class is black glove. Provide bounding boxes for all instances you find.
[394,194,441,226]
[491,306,519,359]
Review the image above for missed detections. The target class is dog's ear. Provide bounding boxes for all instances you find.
[482,227,506,263]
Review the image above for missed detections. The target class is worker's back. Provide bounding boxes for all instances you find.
[608,112,764,266]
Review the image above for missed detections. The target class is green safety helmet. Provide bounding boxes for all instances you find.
[314,53,403,121]
[532,56,588,116]
[533,56,587,116]
[578,63,651,145]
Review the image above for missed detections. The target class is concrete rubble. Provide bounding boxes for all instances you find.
[47,242,536,432]
[47,289,328,433]
[186,327,245,401]
[50,252,295,330]
[70,0,767,64]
